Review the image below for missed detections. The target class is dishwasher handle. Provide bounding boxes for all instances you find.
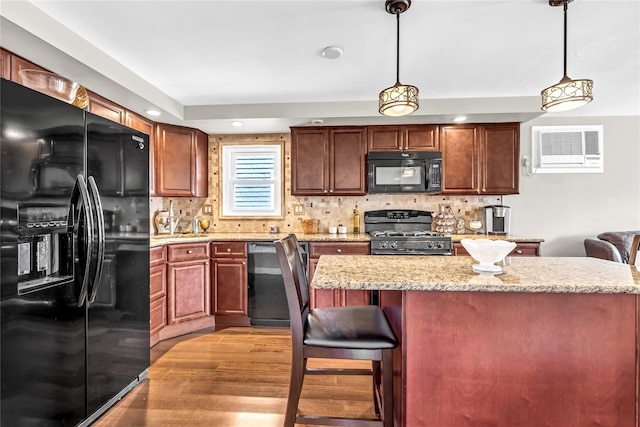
[248,241,308,255]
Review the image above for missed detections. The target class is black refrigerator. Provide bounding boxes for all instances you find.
[0,79,150,426]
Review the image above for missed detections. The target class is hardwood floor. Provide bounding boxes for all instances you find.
[92,327,376,427]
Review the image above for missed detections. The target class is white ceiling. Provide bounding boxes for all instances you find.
[1,0,639,134]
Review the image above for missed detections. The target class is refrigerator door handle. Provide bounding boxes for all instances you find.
[69,174,95,307]
[87,176,106,304]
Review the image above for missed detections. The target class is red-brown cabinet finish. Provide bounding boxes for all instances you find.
[149,246,167,346]
[368,124,439,152]
[453,242,540,257]
[155,123,208,197]
[291,126,367,196]
[440,124,479,194]
[166,243,210,325]
[210,242,249,325]
[1,49,10,80]
[87,91,125,124]
[480,123,520,195]
[308,242,370,308]
[8,53,48,85]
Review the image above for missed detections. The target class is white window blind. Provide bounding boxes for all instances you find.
[221,144,282,217]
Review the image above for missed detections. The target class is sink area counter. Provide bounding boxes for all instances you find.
[151,232,370,247]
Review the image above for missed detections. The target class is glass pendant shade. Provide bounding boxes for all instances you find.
[379,83,419,116]
[541,76,593,112]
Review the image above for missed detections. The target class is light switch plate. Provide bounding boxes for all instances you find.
[293,204,304,215]
[203,204,213,214]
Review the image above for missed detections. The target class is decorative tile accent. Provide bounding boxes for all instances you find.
[152,133,502,234]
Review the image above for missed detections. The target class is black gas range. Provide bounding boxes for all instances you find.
[364,209,453,256]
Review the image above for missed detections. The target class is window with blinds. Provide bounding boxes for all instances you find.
[221,144,282,217]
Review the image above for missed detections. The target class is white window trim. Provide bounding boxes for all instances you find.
[220,143,283,218]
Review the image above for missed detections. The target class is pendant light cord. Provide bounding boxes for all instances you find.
[562,0,568,79]
[395,10,401,85]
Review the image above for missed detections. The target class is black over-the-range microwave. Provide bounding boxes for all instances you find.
[367,151,442,194]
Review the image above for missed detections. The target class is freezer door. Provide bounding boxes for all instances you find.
[1,79,87,426]
[85,113,150,417]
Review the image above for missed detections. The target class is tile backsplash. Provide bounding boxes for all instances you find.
[151,133,501,234]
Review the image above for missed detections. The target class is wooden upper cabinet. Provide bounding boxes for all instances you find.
[329,127,367,195]
[440,123,520,195]
[368,125,439,152]
[440,125,479,194]
[480,123,520,195]
[155,123,208,197]
[1,49,10,79]
[291,128,329,195]
[125,111,156,196]
[291,126,367,196]
[88,91,125,124]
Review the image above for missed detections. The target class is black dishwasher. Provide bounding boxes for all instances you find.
[247,241,308,327]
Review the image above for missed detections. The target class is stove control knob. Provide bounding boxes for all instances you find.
[436,242,444,249]
[390,241,397,249]
[425,242,433,249]
[380,241,388,249]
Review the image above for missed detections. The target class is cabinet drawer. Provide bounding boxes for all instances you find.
[211,241,248,257]
[150,246,166,266]
[167,242,210,262]
[454,242,540,257]
[309,242,370,257]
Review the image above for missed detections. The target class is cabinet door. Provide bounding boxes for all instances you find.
[167,260,210,324]
[340,290,371,306]
[308,258,336,309]
[87,91,125,124]
[9,54,48,84]
[405,125,439,151]
[211,258,248,316]
[156,124,196,196]
[441,125,479,194]
[1,49,10,79]
[330,127,367,195]
[150,297,167,337]
[194,130,208,197]
[480,124,520,195]
[368,125,404,151]
[291,128,329,195]
[125,111,156,196]
[150,263,167,301]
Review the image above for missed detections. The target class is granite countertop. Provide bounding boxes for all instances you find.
[311,255,640,294]
[150,232,543,247]
[150,232,370,246]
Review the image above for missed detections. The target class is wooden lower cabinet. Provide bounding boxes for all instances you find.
[166,243,211,324]
[210,241,249,326]
[149,246,167,347]
[453,241,540,257]
[308,242,370,308]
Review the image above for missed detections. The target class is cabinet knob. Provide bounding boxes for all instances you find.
[227,248,231,253]
[337,249,342,253]
[187,250,193,254]
[242,261,246,265]
[516,249,523,254]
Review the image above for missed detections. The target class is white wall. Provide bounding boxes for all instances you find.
[505,115,640,256]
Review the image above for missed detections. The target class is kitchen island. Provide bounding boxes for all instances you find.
[312,255,640,427]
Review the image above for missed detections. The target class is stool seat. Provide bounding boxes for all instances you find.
[305,305,398,349]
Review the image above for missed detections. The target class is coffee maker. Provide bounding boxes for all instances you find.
[484,205,511,235]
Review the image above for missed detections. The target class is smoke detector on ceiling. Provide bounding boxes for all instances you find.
[321,46,343,60]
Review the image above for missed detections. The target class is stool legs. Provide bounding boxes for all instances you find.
[284,355,306,427]
[382,349,394,427]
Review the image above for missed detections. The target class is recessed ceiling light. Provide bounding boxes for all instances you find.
[231,121,244,127]
[453,116,467,122]
[310,119,324,125]
[321,46,343,60]
[146,109,161,116]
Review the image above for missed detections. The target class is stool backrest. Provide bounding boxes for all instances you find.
[275,234,310,345]
[630,234,640,266]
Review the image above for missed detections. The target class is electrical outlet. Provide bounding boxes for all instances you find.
[203,204,213,214]
[522,156,530,167]
[293,204,304,215]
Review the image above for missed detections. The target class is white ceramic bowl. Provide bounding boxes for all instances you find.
[460,238,516,273]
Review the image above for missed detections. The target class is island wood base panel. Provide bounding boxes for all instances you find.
[381,290,638,427]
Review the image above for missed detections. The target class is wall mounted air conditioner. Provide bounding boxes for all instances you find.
[531,125,603,173]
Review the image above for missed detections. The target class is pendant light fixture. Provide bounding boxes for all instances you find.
[541,0,593,112]
[379,0,419,117]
